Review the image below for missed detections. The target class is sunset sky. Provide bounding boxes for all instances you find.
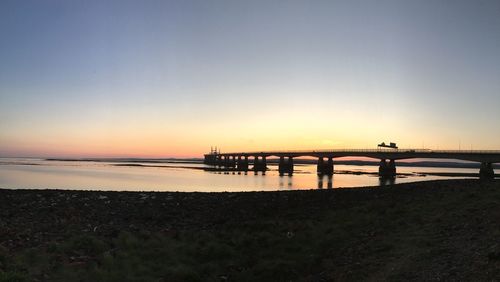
[1,0,500,158]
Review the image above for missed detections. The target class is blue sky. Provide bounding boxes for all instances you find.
[1,0,500,157]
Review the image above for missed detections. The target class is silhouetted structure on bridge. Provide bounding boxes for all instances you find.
[204,148,499,179]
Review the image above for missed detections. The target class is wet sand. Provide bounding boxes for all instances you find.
[1,179,499,281]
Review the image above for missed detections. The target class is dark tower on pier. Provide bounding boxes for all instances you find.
[204,146,219,165]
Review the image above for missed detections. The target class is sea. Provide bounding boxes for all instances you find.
[0,158,496,192]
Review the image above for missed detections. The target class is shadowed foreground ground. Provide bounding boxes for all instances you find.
[1,179,499,281]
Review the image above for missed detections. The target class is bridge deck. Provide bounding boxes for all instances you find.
[212,149,500,163]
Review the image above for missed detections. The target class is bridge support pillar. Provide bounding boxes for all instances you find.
[217,155,227,173]
[253,156,267,172]
[237,156,249,171]
[379,159,396,178]
[279,156,294,176]
[215,155,222,170]
[225,155,233,173]
[229,156,236,170]
[317,157,334,175]
[204,154,218,165]
[479,162,494,179]
[223,156,229,169]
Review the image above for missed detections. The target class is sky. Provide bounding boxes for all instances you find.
[1,0,500,158]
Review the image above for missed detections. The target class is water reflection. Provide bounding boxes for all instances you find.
[379,177,396,186]
[279,175,293,189]
[317,175,333,189]
[0,158,484,192]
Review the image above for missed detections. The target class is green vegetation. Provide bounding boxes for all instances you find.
[1,180,499,281]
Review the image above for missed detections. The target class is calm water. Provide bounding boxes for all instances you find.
[0,158,495,192]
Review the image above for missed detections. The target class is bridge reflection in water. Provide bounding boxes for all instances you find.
[205,149,500,179]
[317,175,333,189]
[277,174,398,189]
[278,175,334,189]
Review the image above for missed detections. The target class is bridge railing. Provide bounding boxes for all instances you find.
[427,150,500,154]
[213,149,500,156]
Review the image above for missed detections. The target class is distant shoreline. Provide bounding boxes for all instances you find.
[44,157,499,169]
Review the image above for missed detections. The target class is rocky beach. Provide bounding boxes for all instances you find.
[1,179,499,281]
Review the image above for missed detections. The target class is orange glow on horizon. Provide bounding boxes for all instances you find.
[2,108,499,158]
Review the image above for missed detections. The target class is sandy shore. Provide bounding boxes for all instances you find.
[1,179,499,281]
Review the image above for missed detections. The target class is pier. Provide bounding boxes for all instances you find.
[204,149,500,179]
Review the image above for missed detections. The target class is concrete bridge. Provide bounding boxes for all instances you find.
[204,149,500,179]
